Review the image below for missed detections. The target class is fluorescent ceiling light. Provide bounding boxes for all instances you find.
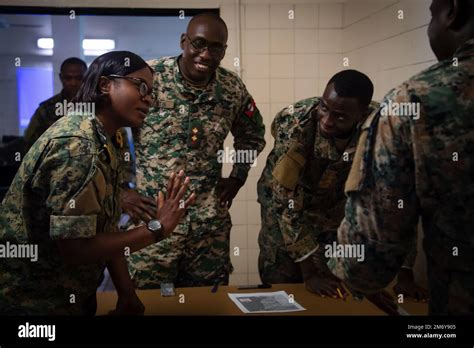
[82,39,115,50]
[37,38,54,49]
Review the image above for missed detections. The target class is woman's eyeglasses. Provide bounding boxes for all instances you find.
[107,74,154,99]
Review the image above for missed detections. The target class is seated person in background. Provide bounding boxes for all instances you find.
[257,69,427,305]
[23,57,87,151]
[0,51,194,315]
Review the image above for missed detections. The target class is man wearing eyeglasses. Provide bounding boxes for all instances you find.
[124,12,266,288]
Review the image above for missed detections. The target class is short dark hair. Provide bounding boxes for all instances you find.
[74,51,153,108]
[327,70,374,109]
[60,57,87,72]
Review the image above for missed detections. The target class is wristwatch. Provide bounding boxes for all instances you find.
[147,219,164,242]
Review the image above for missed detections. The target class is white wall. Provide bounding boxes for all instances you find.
[343,0,436,100]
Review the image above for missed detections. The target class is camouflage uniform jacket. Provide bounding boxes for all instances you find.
[328,39,474,314]
[0,112,122,315]
[257,97,378,262]
[24,90,68,150]
[132,56,265,231]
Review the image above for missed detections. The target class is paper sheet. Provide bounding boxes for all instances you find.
[228,291,306,314]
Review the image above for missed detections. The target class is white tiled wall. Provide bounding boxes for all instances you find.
[342,0,436,100]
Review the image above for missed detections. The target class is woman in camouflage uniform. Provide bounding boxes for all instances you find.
[0,51,194,315]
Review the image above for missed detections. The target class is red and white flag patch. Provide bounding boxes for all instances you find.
[244,99,256,118]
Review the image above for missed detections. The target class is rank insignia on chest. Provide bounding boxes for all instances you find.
[188,121,203,149]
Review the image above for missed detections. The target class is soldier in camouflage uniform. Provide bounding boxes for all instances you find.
[0,51,192,315]
[258,70,427,300]
[24,57,87,151]
[328,0,474,314]
[125,13,266,288]
[257,71,376,298]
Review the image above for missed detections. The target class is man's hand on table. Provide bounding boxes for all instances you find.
[300,257,348,299]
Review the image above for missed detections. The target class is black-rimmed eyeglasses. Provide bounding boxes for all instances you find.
[186,34,227,57]
[107,74,154,99]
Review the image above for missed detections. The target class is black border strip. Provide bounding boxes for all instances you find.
[0,315,473,345]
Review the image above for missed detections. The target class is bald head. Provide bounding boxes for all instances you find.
[178,13,229,85]
[187,12,228,42]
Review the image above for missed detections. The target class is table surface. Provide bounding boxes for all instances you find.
[96,283,428,316]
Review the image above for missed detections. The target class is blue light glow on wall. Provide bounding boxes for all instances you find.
[16,67,53,135]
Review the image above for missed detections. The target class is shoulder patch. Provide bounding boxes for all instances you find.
[244,99,256,119]
[272,142,306,190]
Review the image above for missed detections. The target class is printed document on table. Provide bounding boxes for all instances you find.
[228,291,306,314]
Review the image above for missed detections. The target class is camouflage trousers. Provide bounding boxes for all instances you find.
[128,217,233,289]
[258,203,335,284]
